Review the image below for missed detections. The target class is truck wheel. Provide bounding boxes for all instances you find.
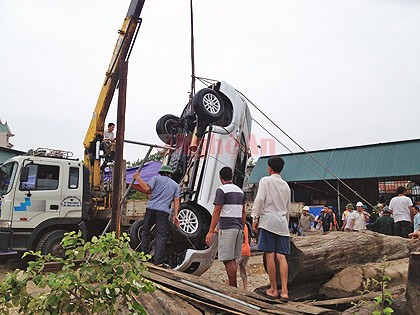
[156,114,179,145]
[36,230,66,258]
[193,88,225,123]
[177,204,204,241]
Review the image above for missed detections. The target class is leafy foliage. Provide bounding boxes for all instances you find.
[0,231,154,315]
[351,256,394,315]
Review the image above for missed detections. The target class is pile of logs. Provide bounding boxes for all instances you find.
[260,230,420,313]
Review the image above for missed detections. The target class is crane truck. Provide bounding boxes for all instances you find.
[0,0,253,275]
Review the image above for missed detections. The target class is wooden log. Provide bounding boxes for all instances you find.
[287,231,420,283]
[405,251,420,314]
[313,286,405,307]
[320,258,409,298]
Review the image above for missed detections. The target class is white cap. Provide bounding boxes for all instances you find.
[356,201,363,207]
[302,206,310,211]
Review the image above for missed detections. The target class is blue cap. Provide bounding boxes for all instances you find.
[328,206,333,209]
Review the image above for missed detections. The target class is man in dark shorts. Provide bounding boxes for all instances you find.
[205,167,246,287]
[252,156,290,302]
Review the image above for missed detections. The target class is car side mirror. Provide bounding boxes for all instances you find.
[20,166,29,183]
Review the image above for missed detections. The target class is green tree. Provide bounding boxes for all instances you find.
[0,231,154,315]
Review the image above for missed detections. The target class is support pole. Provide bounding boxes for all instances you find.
[405,251,420,314]
[111,61,128,237]
[337,180,341,225]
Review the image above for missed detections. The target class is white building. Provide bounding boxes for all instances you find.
[0,120,14,149]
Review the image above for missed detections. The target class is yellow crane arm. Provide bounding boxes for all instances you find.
[83,0,145,191]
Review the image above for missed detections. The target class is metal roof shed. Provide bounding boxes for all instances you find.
[249,139,420,183]
[248,139,420,208]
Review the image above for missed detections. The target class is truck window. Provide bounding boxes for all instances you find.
[20,164,60,191]
[68,167,79,189]
[0,162,17,195]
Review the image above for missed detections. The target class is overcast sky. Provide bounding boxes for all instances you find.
[1,0,419,163]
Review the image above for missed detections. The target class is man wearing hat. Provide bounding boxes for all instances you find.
[133,164,180,267]
[342,203,354,231]
[350,201,370,231]
[297,206,315,236]
[373,206,394,236]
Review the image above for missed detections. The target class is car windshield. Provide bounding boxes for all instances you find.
[0,162,17,196]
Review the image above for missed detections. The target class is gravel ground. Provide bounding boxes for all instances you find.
[201,252,269,292]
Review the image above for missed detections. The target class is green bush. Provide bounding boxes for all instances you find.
[0,231,154,315]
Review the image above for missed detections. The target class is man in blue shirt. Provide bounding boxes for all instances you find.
[133,164,180,266]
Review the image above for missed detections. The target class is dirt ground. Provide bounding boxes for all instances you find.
[202,252,269,292]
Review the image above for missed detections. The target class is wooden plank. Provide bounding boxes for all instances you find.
[154,281,264,315]
[147,271,264,315]
[133,291,166,314]
[147,265,334,315]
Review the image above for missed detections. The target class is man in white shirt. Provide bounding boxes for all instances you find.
[252,156,290,302]
[350,201,370,231]
[389,186,413,238]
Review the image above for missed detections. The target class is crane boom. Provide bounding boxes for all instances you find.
[83,0,145,192]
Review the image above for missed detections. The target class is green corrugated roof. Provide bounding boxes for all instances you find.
[0,148,23,164]
[249,139,420,184]
[0,121,12,134]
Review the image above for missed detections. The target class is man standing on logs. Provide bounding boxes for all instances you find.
[389,186,414,238]
[252,156,290,302]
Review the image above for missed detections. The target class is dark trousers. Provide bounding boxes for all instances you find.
[142,208,169,265]
[395,220,413,238]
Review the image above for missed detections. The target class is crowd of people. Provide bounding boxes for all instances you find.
[297,186,420,239]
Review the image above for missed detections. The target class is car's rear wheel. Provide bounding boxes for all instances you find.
[129,220,156,254]
[156,114,179,145]
[193,88,225,123]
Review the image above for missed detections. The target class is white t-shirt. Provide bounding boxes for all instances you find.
[344,211,354,230]
[352,211,367,231]
[389,195,412,223]
[104,130,115,140]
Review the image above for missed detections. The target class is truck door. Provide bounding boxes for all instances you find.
[12,162,63,229]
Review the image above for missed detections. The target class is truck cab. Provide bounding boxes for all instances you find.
[0,149,90,254]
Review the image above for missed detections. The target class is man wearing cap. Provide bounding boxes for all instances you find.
[342,203,355,231]
[373,207,394,236]
[297,206,315,236]
[133,164,180,267]
[350,202,370,231]
[389,186,413,238]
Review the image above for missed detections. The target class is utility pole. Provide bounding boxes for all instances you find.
[111,61,128,237]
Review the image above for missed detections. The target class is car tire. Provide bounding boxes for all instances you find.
[193,88,225,123]
[156,114,179,145]
[36,229,66,258]
[176,203,205,242]
[129,220,156,252]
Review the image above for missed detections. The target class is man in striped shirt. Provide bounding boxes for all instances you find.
[205,167,246,287]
